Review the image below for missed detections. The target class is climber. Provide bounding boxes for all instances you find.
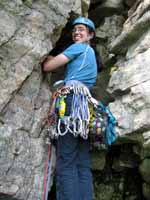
[43,16,103,200]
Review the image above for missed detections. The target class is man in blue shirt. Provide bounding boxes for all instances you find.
[43,16,98,200]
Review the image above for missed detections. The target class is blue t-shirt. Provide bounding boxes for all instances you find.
[63,43,97,88]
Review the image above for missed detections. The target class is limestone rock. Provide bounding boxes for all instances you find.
[108,49,150,135]
[96,15,125,44]
[0,128,44,199]
[143,182,150,200]
[95,14,125,64]
[109,0,150,54]
[126,29,150,59]
[0,183,19,196]
[91,150,106,170]
[90,0,124,25]
[125,0,136,8]
[0,0,84,199]
[94,184,114,200]
[0,10,17,46]
[0,0,150,199]
[81,0,90,16]
[143,131,150,157]
[108,48,150,93]
[95,0,150,199]
[124,0,150,31]
[102,0,124,9]
[139,158,150,183]
[109,83,150,135]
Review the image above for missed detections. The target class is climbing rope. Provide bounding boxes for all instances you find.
[45,144,54,200]
[42,142,51,200]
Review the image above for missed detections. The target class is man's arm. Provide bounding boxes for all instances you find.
[43,53,70,72]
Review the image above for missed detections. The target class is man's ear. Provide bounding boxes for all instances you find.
[89,32,94,39]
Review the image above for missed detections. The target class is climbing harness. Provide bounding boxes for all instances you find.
[44,80,118,147]
[54,80,92,139]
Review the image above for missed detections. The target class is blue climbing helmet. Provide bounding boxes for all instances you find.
[72,16,95,32]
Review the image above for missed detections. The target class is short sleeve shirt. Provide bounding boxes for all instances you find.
[62,43,97,88]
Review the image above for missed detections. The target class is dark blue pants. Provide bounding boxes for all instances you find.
[56,132,93,200]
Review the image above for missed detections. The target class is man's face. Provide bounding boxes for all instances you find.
[72,24,93,43]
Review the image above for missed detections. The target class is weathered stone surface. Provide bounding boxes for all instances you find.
[143,131,150,157]
[0,10,17,46]
[124,0,150,31]
[125,0,136,8]
[126,29,150,59]
[139,158,150,183]
[0,128,44,199]
[0,0,85,114]
[91,150,106,170]
[90,0,124,25]
[0,0,85,199]
[109,0,150,54]
[0,53,36,112]
[96,15,125,44]
[95,15,125,65]
[109,81,150,135]
[81,0,90,16]
[102,0,124,9]
[108,48,150,94]
[94,183,114,200]
[0,0,150,199]
[143,182,150,200]
[95,0,150,199]
[102,2,150,199]
[108,41,150,136]
[113,152,140,170]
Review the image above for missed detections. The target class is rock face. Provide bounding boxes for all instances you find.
[0,0,150,200]
[106,0,150,199]
[0,0,89,199]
